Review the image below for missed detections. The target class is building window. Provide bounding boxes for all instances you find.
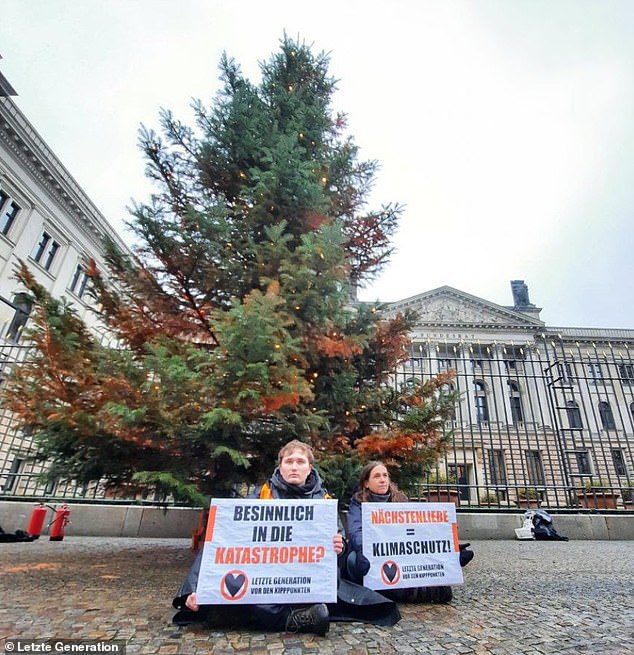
[69,264,89,298]
[566,401,583,429]
[441,382,457,422]
[617,364,634,384]
[43,476,57,495]
[438,359,458,373]
[32,231,61,271]
[5,293,32,343]
[508,381,523,424]
[2,457,24,492]
[598,401,616,430]
[574,450,593,475]
[473,380,489,423]
[587,363,603,383]
[562,361,576,384]
[437,345,457,372]
[487,449,507,485]
[526,450,545,485]
[611,449,627,477]
[407,344,424,368]
[0,190,20,236]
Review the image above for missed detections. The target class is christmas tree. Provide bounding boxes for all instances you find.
[3,36,455,503]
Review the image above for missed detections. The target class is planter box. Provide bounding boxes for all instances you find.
[577,492,620,510]
[426,490,460,505]
[516,498,541,509]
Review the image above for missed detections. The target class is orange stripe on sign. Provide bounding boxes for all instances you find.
[204,506,218,543]
[452,522,460,551]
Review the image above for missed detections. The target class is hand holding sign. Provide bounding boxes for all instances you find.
[361,502,464,591]
[196,499,339,604]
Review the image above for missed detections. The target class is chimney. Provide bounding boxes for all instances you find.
[509,280,542,322]
[511,280,533,308]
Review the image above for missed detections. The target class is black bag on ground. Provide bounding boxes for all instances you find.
[531,509,568,541]
[0,525,35,543]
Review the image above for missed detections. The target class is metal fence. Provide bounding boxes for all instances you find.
[398,338,634,511]
[0,341,162,504]
[1,337,633,510]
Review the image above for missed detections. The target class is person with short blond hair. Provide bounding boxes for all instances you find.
[277,439,314,465]
[173,440,342,635]
[172,442,401,633]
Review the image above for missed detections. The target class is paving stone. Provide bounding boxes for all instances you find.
[1,538,634,654]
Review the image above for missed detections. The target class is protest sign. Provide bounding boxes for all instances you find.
[196,498,338,604]
[361,502,463,590]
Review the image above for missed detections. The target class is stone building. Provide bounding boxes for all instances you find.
[388,281,634,510]
[1,65,632,509]
[0,70,130,497]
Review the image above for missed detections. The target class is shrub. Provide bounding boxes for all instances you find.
[620,484,634,502]
[583,479,611,492]
[426,470,458,486]
[480,491,499,505]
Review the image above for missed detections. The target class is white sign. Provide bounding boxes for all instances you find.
[196,498,339,604]
[361,502,464,590]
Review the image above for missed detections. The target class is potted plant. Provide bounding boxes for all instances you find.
[516,487,541,509]
[577,479,620,509]
[621,484,634,509]
[479,491,499,507]
[425,470,459,505]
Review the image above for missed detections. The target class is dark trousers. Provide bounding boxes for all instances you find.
[343,550,420,603]
[175,603,296,631]
[250,603,293,630]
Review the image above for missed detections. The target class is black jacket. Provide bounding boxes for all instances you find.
[172,471,401,627]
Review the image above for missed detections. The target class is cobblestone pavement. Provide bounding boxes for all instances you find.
[1,537,633,655]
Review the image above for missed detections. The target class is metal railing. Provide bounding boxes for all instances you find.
[1,337,633,510]
[395,338,634,511]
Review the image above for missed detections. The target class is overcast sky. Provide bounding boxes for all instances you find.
[1,0,633,329]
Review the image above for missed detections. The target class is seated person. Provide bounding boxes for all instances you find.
[173,441,400,634]
[343,461,473,604]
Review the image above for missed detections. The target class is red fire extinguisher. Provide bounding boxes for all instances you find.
[26,502,49,539]
[49,503,71,541]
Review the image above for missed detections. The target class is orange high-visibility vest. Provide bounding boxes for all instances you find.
[259,483,274,499]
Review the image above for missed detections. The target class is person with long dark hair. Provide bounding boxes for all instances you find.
[344,461,473,603]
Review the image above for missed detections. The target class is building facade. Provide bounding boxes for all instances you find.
[0,80,130,498]
[388,281,634,510]
[1,70,632,509]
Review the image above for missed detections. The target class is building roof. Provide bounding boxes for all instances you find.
[0,95,129,254]
[385,284,634,346]
[387,285,545,330]
[0,70,17,97]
